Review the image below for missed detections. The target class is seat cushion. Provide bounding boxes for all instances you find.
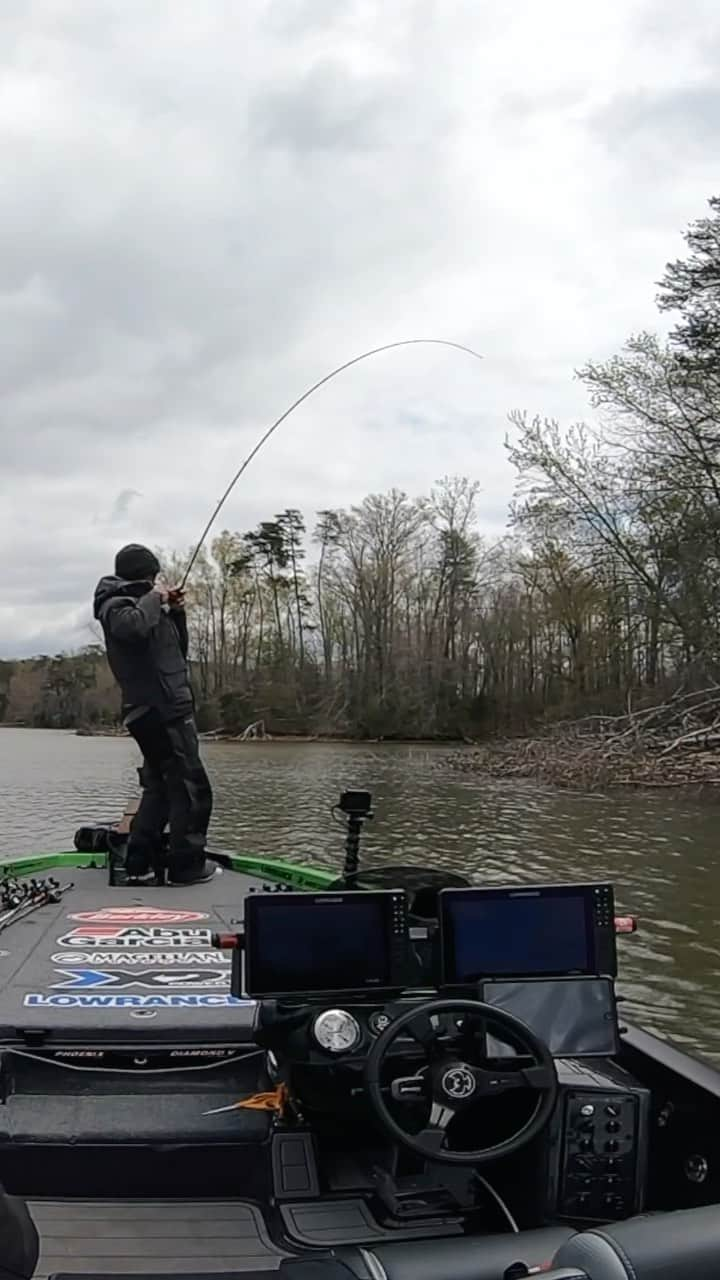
[0,1188,39,1280]
[280,1266,361,1280]
[307,1226,576,1280]
[554,1205,720,1280]
[52,1269,357,1280]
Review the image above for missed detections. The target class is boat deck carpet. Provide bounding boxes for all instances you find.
[30,1198,288,1275]
[0,868,265,1045]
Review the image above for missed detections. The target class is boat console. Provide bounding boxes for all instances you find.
[226,881,650,1238]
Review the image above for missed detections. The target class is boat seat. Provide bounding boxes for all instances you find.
[554,1203,720,1278]
[0,1185,38,1280]
[316,1226,575,1280]
[273,1204,720,1280]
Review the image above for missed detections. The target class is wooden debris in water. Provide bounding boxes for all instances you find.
[450,684,720,791]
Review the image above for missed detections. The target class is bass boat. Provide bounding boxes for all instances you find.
[0,789,718,1280]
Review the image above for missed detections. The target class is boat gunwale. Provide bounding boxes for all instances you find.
[0,849,336,889]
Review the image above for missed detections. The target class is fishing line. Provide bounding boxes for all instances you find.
[180,338,484,587]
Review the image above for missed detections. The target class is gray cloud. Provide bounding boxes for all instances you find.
[0,0,718,655]
[590,87,720,152]
[108,489,142,522]
[250,62,402,153]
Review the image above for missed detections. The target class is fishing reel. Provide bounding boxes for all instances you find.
[0,876,72,934]
[36,876,62,902]
[0,876,62,911]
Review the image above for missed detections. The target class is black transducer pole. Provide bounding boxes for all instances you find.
[338,790,373,884]
[343,813,363,882]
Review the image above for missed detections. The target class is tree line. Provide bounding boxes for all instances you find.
[4,194,720,740]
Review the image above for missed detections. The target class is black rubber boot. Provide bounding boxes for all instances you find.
[125,847,158,884]
[168,858,217,886]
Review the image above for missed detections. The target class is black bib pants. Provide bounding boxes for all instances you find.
[125,709,213,879]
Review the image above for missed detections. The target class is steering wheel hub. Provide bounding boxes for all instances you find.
[440,1064,477,1101]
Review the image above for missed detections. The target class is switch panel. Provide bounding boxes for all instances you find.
[552,1059,649,1223]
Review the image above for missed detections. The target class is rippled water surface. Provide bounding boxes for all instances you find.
[3,727,720,1061]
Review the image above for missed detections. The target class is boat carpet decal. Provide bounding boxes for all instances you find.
[31,1199,287,1276]
[0,869,264,1045]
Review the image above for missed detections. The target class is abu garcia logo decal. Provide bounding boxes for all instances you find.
[57,926,215,949]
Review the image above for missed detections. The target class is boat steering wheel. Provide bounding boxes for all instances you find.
[364,998,558,1166]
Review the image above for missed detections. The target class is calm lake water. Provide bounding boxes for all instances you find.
[2,726,720,1061]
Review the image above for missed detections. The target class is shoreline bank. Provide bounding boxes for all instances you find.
[1,724,473,747]
[7,690,720,795]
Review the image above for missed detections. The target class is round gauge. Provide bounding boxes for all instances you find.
[312,1009,361,1054]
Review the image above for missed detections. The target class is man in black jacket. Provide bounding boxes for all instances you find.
[94,543,215,885]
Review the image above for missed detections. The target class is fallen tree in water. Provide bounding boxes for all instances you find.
[452,685,720,790]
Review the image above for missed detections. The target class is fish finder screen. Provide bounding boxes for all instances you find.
[441,886,598,983]
[244,892,399,997]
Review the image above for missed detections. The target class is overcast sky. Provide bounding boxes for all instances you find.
[1,0,719,658]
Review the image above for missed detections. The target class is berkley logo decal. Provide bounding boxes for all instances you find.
[24,993,250,1009]
[68,908,209,925]
[52,968,230,990]
[51,951,230,968]
[57,927,215,949]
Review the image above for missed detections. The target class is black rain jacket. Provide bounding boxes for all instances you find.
[93,575,193,722]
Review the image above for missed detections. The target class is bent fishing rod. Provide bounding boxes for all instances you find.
[180,337,484,588]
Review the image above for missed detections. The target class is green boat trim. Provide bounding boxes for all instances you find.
[0,849,336,889]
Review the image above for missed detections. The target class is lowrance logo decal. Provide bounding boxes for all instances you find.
[68,908,209,924]
[24,993,251,1009]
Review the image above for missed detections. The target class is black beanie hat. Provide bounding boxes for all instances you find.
[115,544,161,582]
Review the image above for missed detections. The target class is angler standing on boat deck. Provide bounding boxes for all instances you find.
[93,543,215,886]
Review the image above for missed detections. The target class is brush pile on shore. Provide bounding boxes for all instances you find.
[452,686,720,791]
